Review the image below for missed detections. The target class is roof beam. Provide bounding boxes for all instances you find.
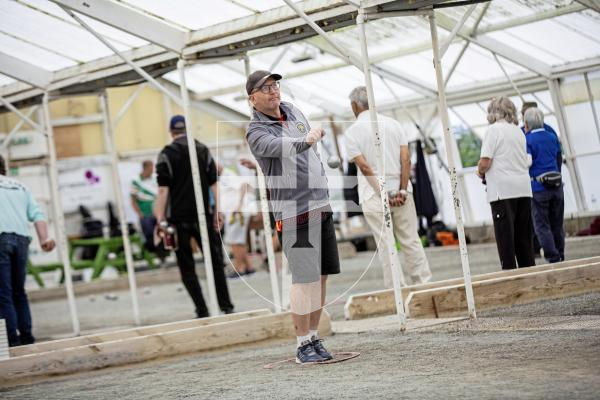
[0,53,53,89]
[477,3,586,34]
[0,0,586,110]
[575,0,600,13]
[51,0,187,53]
[434,12,552,77]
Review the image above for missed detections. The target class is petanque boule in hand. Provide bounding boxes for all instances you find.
[327,156,341,169]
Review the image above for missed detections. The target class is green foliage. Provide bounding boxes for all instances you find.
[453,126,482,168]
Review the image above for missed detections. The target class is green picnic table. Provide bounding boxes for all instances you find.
[27,234,157,288]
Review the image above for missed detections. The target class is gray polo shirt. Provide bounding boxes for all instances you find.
[246,101,329,220]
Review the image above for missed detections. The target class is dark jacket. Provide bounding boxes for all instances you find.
[246,102,329,220]
[156,136,217,223]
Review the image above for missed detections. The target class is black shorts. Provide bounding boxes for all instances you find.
[277,214,340,284]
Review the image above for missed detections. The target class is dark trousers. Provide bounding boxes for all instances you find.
[532,188,565,263]
[140,215,157,252]
[490,197,536,270]
[173,221,233,317]
[0,233,34,347]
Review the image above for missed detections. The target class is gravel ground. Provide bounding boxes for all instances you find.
[1,317,599,399]
[2,238,598,398]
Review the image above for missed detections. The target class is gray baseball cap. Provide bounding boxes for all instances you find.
[246,70,282,95]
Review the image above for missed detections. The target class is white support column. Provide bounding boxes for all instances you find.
[584,73,600,143]
[177,59,219,316]
[429,13,476,319]
[99,92,141,326]
[548,78,587,211]
[42,93,80,335]
[242,56,282,312]
[357,10,407,330]
[447,107,476,225]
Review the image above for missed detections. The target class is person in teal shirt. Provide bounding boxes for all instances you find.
[0,155,55,347]
[130,160,158,252]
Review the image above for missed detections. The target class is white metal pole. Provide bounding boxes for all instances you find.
[177,59,220,316]
[548,78,587,211]
[583,73,600,143]
[357,10,407,330]
[99,91,141,325]
[242,56,282,312]
[42,93,80,335]
[429,13,476,319]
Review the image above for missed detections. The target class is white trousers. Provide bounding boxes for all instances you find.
[362,193,432,288]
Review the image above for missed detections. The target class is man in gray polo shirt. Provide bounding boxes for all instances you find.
[246,70,340,364]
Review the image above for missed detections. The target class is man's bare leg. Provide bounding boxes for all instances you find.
[309,276,327,330]
[290,280,322,336]
[231,244,246,273]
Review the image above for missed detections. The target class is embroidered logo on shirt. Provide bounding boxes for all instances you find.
[296,122,306,134]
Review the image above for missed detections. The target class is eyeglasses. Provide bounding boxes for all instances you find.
[253,81,280,94]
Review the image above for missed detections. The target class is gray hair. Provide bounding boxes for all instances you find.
[349,86,369,109]
[487,96,519,125]
[523,107,544,131]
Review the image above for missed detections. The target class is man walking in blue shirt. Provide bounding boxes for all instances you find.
[523,108,565,263]
[0,155,55,346]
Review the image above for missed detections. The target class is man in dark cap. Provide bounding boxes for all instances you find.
[246,70,340,364]
[154,115,234,318]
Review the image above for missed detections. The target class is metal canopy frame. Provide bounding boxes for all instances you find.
[2,0,597,112]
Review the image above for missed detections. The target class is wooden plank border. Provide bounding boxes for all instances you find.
[0,311,331,383]
[344,256,600,320]
[406,262,600,318]
[10,309,272,357]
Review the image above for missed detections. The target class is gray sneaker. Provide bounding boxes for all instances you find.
[296,341,326,364]
[312,338,333,360]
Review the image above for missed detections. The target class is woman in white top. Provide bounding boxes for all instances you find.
[477,97,535,270]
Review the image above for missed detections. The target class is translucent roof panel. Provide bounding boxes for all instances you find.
[0,73,15,87]
[20,0,149,47]
[444,44,529,88]
[164,63,246,94]
[232,0,286,12]
[0,0,143,69]
[286,65,417,116]
[0,32,76,70]
[479,0,563,27]
[122,0,252,30]
[484,18,600,66]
